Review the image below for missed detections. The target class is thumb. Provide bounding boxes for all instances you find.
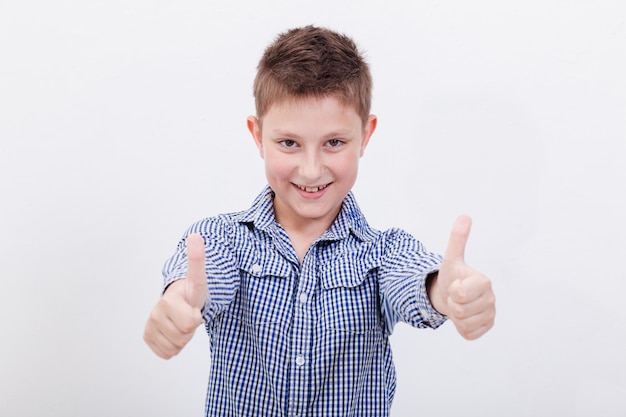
[184,233,208,310]
[443,215,472,263]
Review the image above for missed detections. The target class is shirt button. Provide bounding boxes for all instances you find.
[251,264,262,274]
[295,355,305,366]
[299,293,308,303]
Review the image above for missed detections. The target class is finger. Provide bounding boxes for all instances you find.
[454,319,494,341]
[185,233,208,309]
[145,327,179,359]
[158,321,197,353]
[167,298,203,334]
[159,280,204,330]
[144,334,172,359]
[148,326,192,359]
[443,215,472,263]
[447,274,486,305]
[144,308,187,359]
[450,276,496,321]
[447,292,494,320]
[447,294,495,327]
[145,291,202,357]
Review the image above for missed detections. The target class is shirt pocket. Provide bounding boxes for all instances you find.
[319,257,381,334]
[230,254,293,327]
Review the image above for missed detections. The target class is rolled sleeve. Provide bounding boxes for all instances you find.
[414,271,447,329]
[378,228,447,334]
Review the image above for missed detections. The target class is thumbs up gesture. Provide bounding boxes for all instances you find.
[144,233,208,358]
[430,216,496,340]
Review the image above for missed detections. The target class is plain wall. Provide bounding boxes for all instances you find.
[1,1,625,416]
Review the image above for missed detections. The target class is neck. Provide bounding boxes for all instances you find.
[275,211,337,265]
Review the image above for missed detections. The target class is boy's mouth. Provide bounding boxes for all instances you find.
[295,184,329,193]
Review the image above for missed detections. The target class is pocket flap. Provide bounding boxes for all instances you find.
[240,253,292,278]
[321,253,379,289]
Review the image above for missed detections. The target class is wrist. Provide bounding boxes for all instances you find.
[426,272,447,316]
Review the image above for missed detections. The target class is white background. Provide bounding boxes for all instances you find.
[1,1,625,416]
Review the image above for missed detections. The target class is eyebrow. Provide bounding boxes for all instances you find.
[271,129,354,140]
[271,130,303,140]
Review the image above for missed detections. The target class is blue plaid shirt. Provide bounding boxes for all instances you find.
[163,186,446,417]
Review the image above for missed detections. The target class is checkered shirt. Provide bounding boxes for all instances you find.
[163,186,446,417]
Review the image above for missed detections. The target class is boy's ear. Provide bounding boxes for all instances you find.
[360,114,377,157]
[247,116,264,158]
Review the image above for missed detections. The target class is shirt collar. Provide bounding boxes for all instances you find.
[236,185,377,242]
[236,185,276,230]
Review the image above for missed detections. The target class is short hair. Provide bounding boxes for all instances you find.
[253,25,372,125]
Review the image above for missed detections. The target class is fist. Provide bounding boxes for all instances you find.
[436,216,496,340]
[143,233,208,358]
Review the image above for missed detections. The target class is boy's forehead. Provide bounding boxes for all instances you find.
[259,96,365,138]
[263,95,359,118]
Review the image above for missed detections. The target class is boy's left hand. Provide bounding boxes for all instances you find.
[431,215,496,340]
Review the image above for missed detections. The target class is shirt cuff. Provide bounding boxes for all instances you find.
[416,270,447,329]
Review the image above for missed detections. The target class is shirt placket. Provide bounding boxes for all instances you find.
[287,249,318,417]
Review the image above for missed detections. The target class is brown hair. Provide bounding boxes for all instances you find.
[253,25,372,125]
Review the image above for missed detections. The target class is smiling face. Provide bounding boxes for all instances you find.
[248,95,377,233]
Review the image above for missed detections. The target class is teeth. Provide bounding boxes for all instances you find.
[297,184,328,193]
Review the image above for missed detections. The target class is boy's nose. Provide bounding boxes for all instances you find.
[299,151,324,180]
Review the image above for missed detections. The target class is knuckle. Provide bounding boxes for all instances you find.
[455,321,472,339]
[450,303,466,319]
[159,295,175,311]
[450,284,469,303]
[163,345,182,358]
[148,308,162,323]
[179,313,202,333]
[179,320,198,334]
[464,332,480,341]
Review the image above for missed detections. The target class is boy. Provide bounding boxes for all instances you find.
[144,25,495,416]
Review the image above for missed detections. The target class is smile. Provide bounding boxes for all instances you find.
[296,184,329,193]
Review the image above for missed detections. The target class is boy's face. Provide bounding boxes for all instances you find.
[248,95,377,232]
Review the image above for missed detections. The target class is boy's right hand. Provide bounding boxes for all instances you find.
[143,233,208,359]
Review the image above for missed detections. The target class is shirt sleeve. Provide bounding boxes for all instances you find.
[162,217,240,323]
[378,228,447,334]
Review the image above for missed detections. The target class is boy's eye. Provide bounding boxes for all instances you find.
[279,139,297,148]
[327,139,344,147]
